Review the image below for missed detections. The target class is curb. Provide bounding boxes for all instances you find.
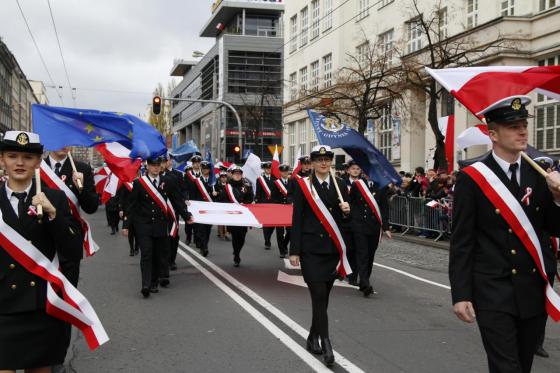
[392,233,450,250]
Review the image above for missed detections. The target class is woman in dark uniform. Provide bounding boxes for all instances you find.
[105,194,120,235]
[0,131,82,373]
[223,165,253,267]
[289,145,351,367]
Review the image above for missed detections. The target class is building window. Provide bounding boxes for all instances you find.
[356,42,369,65]
[378,105,393,161]
[311,0,320,40]
[539,0,557,11]
[357,0,370,20]
[227,51,282,94]
[378,29,394,61]
[290,15,298,53]
[323,0,333,31]
[244,14,280,37]
[438,8,448,39]
[299,67,308,96]
[378,0,394,8]
[289,145,295,166]
[406,19,423,54]
[535,105,560,151]
[310,61,320,92]
[299,119,308,147]
[467,0,479,29]
[322,53,332,88]
[501,0,515,16]
[289,72,298,101]
[300,7,309,47]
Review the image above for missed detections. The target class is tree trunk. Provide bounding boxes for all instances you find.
[427,84,447,171]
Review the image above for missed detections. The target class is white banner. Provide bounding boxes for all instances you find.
[188,201,261,227]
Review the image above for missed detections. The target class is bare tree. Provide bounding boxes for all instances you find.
[398,0,515,169]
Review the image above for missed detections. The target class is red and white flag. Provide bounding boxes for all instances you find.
[188,201,292,228]
[438,115,455,173]
[95,142,141,183]
[456,124,491,149]
[101,173,120,204]
[426,66,560,116]
[271,145,281,179]
[94,167,110,194]
[426,200,440,208]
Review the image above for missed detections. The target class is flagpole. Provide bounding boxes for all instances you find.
[329,168,345,204]
[35,169,43,221]
[67,152,83,191]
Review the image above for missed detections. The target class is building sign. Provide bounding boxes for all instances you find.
[224,130,281,137]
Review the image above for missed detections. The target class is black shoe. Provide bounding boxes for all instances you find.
[202,249,209,257]
[535,345,549,358]
[160,278,170,288]
[361,286,374,297]
[170,263,177,271]
[186,239,191,245]
[279,254,286,259]
[110,230,116,235]
[234,256,240,267]
[141,288,150,298]
[129,250,134,257]
[348,278,358,287]
[264,243,271,250]
[149,285,159,293]
[321,338,335,367]
[306,334,322,355]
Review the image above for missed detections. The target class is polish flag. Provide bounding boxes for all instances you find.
[214,161,232,175]
[100,173,120,204]
[271,145,281,179]
[426,200,440,208]
[437,115,455,173]
[94,167,110,194]
[456,125,492,149]
[425,66,560,116]
[95,142,141,182]
[292,146,302,177]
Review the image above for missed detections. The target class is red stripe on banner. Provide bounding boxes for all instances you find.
[446,115,455,173]
[244,203,292,227]
[463,164,560,321]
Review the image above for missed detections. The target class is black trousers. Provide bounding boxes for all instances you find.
[195,224,212,251]
[263,227,275,247]
[169,234,179,265]
[127,225,137,252]
[353,229,381,289]
[184,223,193,243]
[343,229,356,280]
[276,227,290,255]
[229,226,248,258]
[60,259,81,288]
[537,274,555,347]
[477,310,547,373]
[136,233,170,288]
[307,280,335,339]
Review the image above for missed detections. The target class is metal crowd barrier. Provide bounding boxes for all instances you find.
[388,196,452,241]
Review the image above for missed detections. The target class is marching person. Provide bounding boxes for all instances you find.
[287,155,312,200]
[105,194,120,235]
[450,96,560,373]
[224,165,254,267]
[190,161,214,257]
[184,155,203,247]
[122,156,193,298]
[290,145,351,367]
[255,161,276,250]
[0,131,83,373]
[44,147,98,287]
[215,171,230,240]
[348,163,391,296]
[342,160,361,286]
[272,163,292,258]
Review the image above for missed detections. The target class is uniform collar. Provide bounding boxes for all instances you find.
[492,150,521,176]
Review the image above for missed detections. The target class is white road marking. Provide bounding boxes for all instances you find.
[373,263,451,290]
[179,242,367,373]
[277,271,359,289]
[177,249,331,373]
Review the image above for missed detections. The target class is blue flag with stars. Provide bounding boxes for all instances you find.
[32,104,166,159]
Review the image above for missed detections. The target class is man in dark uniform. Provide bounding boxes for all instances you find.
[122,157,193,298]
[44,147,99,287]
[342,160,361,285]
[450,96,560,373]
[184,155,203,247]
[255,161,276,250]
[190,161,214,257]
[348,162,391,296]
[272,163,292,258]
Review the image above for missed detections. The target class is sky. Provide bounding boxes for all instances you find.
[0,0,215,117]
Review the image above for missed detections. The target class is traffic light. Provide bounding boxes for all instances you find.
[233,145,241,163]
[152,96,162,115]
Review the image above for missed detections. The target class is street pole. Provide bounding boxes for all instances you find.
[161,97,243,158]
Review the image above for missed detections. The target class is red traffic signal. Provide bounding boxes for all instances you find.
[233,145,241,153]
[152,96,162,115]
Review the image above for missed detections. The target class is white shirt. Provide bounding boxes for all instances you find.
[149,175,160,187]
[5,182,33,217]
[49,155,67,171]
[315,174,330,188]
[492,151,521,182]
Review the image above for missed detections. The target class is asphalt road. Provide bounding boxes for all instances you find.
[66,209,560,373]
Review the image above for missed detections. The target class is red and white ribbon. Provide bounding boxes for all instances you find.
[195,178,213,202]
[355,179,383,225]
[185,171,198,183]
[0,210,108,350]
[464,162,560,321]
[258,176,272,200]
[521,187,532,206]
[40,161,98,257]
[274,179,288,197]
[166,199,178,238]
[138,176,177,237]
[297,177,352,277]
[226,184,240,204]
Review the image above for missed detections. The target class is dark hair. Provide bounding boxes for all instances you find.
[415,167,425,175]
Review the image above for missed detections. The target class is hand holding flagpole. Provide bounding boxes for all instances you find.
[329,168,350,214]
[67,152,83,191]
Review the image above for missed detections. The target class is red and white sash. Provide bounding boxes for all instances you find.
[185,170,200,183]
[355,179,383,226]
[195,178,213,202]
[138,176,178,238]
[297,177,352,277]
[463,162,560,321]
[274,179,288,197]
[40,161,98,257]
[0,210,109,349]
[226,183,240,204]
[552,237,559,256]
[258,176,271,200]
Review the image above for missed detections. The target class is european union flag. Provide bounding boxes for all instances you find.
[170,140,200,163]
[32,104,166,160]
[307,109,401,188]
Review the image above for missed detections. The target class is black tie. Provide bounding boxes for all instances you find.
[152,178,158,188]
[321,181,328,190]
[509,163,520,196]
[54,162,62,177]
[12,192,27,219]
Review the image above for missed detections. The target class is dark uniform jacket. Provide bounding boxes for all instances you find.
[272,177,291,204]
[450,154,560,318]
[0,183,83,314]
[188,175,214,202]
[184,170,202,200]
[290,175,350,257]
[225,179,254,204]
[349,178,389,234]
[123,174,191,237]
[255,174,275,203]
[166,168,189,200]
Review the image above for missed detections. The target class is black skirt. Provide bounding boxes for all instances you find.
[300,251,340,283]
[0,310,67,370]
